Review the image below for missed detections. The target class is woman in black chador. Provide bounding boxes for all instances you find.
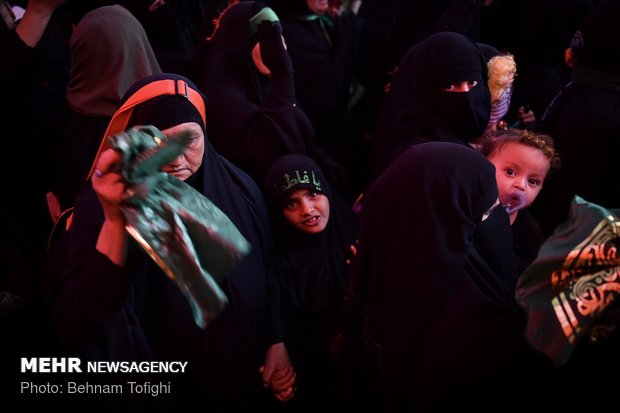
[198,1,331,187]
[345,142,553,411]
[49,73,293,412]
[533,0,620,236]
[274,0,362,196]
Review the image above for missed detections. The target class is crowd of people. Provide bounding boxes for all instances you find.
[2,0,619,411]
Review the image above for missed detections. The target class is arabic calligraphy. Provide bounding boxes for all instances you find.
[281,169,322,193]
[551,215,620,345]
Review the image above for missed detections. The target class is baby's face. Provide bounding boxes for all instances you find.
[487,142,551,216]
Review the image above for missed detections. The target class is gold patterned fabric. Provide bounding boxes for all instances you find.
[516,196,620,366]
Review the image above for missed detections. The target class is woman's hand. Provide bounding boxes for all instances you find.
[92,148,129,265]
[92,148,126,225]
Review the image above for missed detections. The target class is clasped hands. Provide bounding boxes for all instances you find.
[260,342,297,402]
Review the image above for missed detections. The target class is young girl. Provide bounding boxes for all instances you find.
[480,128,561,273]
[263,154,358,411]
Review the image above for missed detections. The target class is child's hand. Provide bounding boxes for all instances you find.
[517,105,536,129]
[270,367,296,402]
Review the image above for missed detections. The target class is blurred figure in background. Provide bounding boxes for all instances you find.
[534,0,620,236]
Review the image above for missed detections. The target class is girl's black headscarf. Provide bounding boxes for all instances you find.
[370,32,491,179]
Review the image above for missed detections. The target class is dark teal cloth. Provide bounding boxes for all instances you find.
[111,125,250,328]
[516,196,620,366]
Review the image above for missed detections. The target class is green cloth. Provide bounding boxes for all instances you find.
[108,126,251,329]
[516,196,620,366]
[248,6,279,38]
[294,13,334,47]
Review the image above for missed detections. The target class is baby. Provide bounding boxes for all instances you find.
[480,128,561,273]
[480,128,561,225]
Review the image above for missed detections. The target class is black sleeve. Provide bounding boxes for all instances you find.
[511,209,545,275]
[51,186,151,361]
[0,29,36,78]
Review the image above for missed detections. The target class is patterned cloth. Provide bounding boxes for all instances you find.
[516,196,620,366]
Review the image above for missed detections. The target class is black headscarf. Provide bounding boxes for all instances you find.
[199,1,315,184]
[353,142,544,408]
[67,5,161,117]
[570,0,620,76]
[264,154,358,313]
[370,32,490,179]
[509,0,593,120]
[54,4,161,209]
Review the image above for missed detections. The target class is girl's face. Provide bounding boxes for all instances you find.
[282,189,330,234]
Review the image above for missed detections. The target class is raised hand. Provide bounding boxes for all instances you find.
[257,20,292,76]
[92,148,126,225]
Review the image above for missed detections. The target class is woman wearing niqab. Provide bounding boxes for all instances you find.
[369,32,491,179]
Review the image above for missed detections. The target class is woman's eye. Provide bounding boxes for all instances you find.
[468,80,478,88]
[285,201,297,210]
[309,191,318,198]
